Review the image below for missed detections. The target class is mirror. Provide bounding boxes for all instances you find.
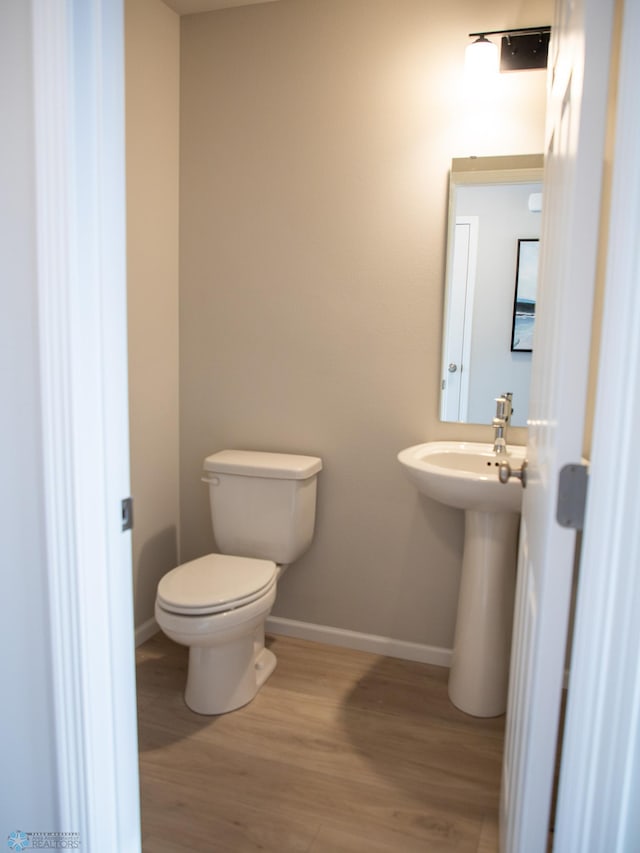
[440,154,544,427]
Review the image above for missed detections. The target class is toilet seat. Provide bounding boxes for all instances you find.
[157,554,277,616]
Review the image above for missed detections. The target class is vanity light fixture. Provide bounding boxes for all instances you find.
[467,26,551,73]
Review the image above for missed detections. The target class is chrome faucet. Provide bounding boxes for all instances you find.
[492,393,513,455]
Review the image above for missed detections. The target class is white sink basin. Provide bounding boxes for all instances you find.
[397,441,526,513]
[397,439,527,717]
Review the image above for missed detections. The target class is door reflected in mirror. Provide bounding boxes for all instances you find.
[440,155,544,427]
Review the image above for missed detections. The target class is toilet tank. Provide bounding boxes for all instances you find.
[202,450,322,564]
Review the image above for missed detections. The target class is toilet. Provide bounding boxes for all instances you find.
[155,449,322,715]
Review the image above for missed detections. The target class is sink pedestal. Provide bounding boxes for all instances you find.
[448,510,519,717]
[397,441,525,717]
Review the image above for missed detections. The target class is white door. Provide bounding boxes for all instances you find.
[500,0,615,850]
[551,0,640,844]
[440,216,478,421]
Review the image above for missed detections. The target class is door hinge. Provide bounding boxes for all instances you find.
[556,464,589,530]
[121,497,134,532]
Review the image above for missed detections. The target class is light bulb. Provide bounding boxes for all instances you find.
[465,36,499,76]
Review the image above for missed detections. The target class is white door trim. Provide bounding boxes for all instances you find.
[32,1,141,849]
[455,215,477,422]
[553,0,640,847]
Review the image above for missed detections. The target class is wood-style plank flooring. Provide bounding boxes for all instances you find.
[136,633,504,852]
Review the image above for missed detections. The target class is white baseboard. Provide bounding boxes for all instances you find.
[137,612,452,668]
[135,616,160,647]
[265,616,452,668]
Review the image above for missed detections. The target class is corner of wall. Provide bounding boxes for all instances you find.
[126,0,181,629]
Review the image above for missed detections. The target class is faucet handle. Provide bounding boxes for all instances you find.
[498,458,528,488]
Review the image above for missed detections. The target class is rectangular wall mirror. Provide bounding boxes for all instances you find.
[440,154,544,427]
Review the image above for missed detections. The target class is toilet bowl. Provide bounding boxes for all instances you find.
[155,450,322,715]
[155,553,279,715]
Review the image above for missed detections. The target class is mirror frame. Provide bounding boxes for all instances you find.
[440,154,544,425]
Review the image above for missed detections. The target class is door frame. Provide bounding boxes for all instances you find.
[33,0,141,849]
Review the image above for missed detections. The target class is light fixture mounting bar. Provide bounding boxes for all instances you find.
[468,26,551,38]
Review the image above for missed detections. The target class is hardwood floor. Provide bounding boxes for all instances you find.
[136,633,504,852]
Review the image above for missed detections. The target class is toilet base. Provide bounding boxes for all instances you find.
[185,631,277,715]
[254,646,277,690]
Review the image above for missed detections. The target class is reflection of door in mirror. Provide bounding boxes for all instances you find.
[441,216,478,421]
[440,155,544,427]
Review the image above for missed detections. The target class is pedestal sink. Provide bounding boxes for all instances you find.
[397,441,526,717]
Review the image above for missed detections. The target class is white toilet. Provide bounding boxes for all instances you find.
[155,449,322,715]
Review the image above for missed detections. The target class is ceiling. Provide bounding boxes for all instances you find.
[163,0,279,14]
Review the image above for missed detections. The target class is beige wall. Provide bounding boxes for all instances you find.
[178,0,551,650]
[126,0,180,630]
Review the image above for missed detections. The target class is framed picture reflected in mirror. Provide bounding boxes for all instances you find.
[511,238,539,352]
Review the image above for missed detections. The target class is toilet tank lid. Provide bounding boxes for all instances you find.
[203,450,322,480]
